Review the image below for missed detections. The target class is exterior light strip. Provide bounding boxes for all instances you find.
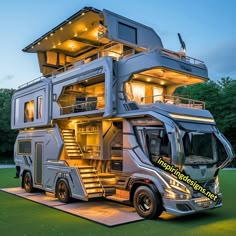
[169,113,215,123]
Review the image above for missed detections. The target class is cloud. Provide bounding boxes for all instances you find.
[0,74,14,81]
[197,40,236,80]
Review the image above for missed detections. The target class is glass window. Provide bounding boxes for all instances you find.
[24,100,34,122]
[182,132,217,165]
[18,140,31,155]
[118,22,137,44]
[146,129,171,164]
[37,96,43,119]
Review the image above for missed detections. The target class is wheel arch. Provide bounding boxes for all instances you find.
[129,180,163,206]
[55,176,72,198]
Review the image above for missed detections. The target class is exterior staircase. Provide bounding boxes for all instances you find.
[61,129,115,199]
[78,166,104,198]
[61,129,83,159]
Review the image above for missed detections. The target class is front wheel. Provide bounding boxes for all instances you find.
[56,179,71,203]
[23,172,34,193]
[134,186,163,219]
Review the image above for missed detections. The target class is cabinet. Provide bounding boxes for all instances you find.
[77,122,102,159]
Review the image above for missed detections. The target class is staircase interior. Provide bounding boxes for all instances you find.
[61,129,83,159]
[61,129,116,199]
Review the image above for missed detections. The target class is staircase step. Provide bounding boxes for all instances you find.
[84,183,102,189]
[82,178,99,184]
[79,168,96,174]
[78,166,95,169]
[65,145,79,149]
[88,192,103,198]
[81,173,97,178]
[87,188,103,194]
[68,153,83,157]
[62,130,73,133]
[63,138,75,141]
[67,150,82,154]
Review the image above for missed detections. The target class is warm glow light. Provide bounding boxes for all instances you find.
[74,32,78,37]
[84,27,88,31]
[50,33,54,36]
[146,78,151,82]
[60,27,63,31]
[45,37,48,40]
[169,113,215,123]
[82,12,85,16]
[160,81,165,85]
[53,45,56,49]
[69,21,72,24]
[37,42,40,45]
[31,46,34,49]
[57,42,61,46]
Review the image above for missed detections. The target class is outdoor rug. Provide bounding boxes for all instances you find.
[1,187,144,227]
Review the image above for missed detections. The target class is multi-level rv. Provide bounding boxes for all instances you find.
[12,7,234,219]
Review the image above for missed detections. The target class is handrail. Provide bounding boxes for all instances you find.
[160,48,205,67]
[141,94,205,109]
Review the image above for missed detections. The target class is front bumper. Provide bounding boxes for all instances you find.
[163,193,222,216]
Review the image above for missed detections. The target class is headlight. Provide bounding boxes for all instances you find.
[164,179,191,200]
[164,188,191,200]
[169,179,191,194]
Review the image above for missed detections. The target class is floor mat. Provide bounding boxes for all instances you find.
[1,187,144,227]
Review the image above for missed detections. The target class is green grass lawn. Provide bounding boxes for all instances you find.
[0,168,236,236]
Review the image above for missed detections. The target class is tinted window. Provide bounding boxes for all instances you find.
[18,140,31,154]
[118,22,137,44]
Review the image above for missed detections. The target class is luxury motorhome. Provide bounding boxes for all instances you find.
[12,7,234,219]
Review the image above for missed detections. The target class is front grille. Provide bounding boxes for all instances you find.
[176,204,192,212]
[192,179,215,198]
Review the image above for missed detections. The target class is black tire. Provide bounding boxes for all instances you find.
[23,172,34,193]
[134,186,163,219]
[56,179,71,203]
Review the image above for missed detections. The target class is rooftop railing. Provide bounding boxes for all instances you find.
[160,48,205,68]
[141,94,205,109]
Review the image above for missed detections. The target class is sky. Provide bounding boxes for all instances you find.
[0,0,236,89]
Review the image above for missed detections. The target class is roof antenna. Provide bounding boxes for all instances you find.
[177,33,186,53]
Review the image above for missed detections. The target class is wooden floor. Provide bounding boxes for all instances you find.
[1,187,144,227]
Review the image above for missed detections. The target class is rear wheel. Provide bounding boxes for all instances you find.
[23,172,34,193]
[134,186,163,219]
[56,179,71,203]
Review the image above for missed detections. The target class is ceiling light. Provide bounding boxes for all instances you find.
[37,42,40,45]
[160,81,165,85]
[50,33,54,36]
[69,21,72,24]
[45,37,48,40]
[60,27,63,31]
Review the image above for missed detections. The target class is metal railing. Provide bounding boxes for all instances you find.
[60,100,99,115]
[141,94,205,109]
[160,48,205,67]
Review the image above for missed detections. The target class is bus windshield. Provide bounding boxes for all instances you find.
[182,131,218,165]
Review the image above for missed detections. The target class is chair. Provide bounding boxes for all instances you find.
[74,97,86,112]
[86,97,97,110]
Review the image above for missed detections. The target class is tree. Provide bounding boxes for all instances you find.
[0,89,18,158]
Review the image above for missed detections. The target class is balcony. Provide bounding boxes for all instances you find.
[141,94,205,110]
